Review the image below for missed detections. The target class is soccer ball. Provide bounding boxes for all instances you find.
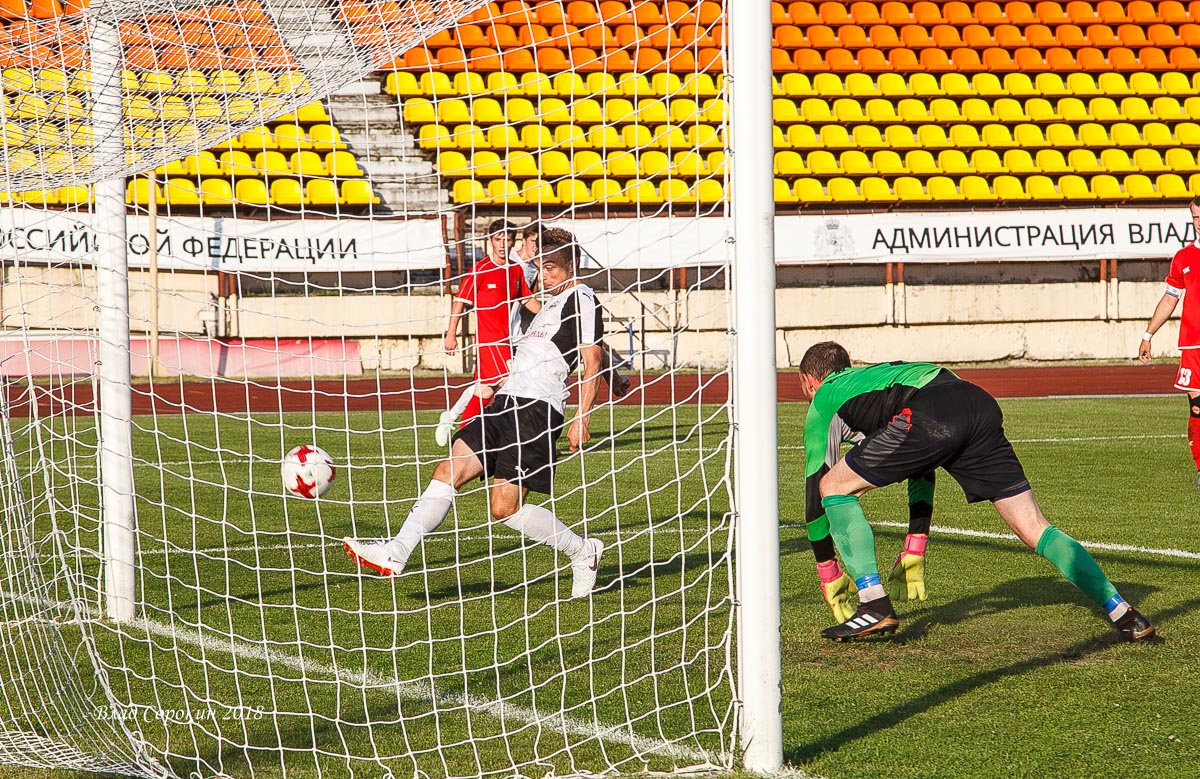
[281,445,336,499]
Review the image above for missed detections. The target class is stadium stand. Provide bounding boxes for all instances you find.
[1,0,1199,208]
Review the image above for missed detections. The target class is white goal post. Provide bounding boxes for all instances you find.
[0,0,782,776]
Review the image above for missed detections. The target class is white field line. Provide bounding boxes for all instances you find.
[0,588,725,769]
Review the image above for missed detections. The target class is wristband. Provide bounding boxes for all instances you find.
[1142,331,1154,342]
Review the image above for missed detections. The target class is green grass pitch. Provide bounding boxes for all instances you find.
[3,394,1199,779]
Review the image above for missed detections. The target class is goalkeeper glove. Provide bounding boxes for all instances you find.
[816,559,858,623]
[886,533,928,602]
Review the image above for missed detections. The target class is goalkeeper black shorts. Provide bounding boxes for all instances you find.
[843,375,1031,503]
[454,394,564,495]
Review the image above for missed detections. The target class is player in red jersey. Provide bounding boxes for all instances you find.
[1139,196,1200,486]
[443,221,538,432]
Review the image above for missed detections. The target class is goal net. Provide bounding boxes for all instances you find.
[0,0,743,777]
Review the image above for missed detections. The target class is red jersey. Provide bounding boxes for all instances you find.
[455,256,532,347]
[1166,242,1200,348]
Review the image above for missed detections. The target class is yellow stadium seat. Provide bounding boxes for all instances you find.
[686,72,723,98]
[197,178,232,206]
[125,178,160,206]
[451,72,485,97]
[853,125,886,148]
[874,150,908,175]
[486,72,520,95]
[0,123,27,147]
[418,72,454,97]
[573,150,605,177]
[1132,148,1168,173]
[625,179,662,205]
[605,98,637,124]
[341,180,379,205]
[651,126,687,150]
[927,176,961,201]
[703,98,727,123]
[520,72,556,97]
[1058,175,1094,201]
[960,176,995,201]
[669,98,701,124]
[982,125,1016,148]
[1038,126,1072,151]
[469,97,503,124]
[1,67,32,91]
[1174,122,1200,146]
[272,124,310,151]
[1057,98,1089,122]
[828,178,861,203]
[1127,72,1163,97]
[485,179,524,205]
[799,98,833,123]
[254,151,291,175]
[554,124,587,147]
[206,70,242,94]
[56,185,92,205]
[234,179,269,206]
[1091,174,1124,200]
[298,179,337,207]
[219,150,253,176]
[1151,97,1184,121]
[962,98,996,123]
[592,178,627,204]
[971,149,1007,174]
[1068,149,1103,173]
[894,177,930,202]
[617,73,652,98]
[1164,148,1198,172]
[1119,97,1152,122]
[807,150,841,175]
[174,70,209,94]
[403,98,437,125]
[1100,148,1136,173]
[650,72,683,97]
[1026,175,1062,201]
[1124,174,1158,200]
[902,150,937,174]
[572,98,604,124]
[1088,97,1123,122]
[138,70,174,92]
[865,99,899,123]
[522,179,560,204]
[290,150,325,177]
[775,178,799,204]
[885,126,920,149]
[21,189,57,206]
[861,177,891,202]
[1157,174,1190,199]
[689,124,724,150]
[518,124,552,150]
[1064,72,1099,96]
[606,150,640,178]
[994,98,1030,123]
[909,73,944,97]
[658,179,687,203]
[898,99,931,123]
[709,151,727,176]
[1160,72,1190,95]
[623,124,653,149]
[691,180,725,204]
[160,179,200,207]
[1004,149,1039,174]
[941,73,973,97]
[877,73,912,97]
[675,150,709,177]
[507,151,539,179]
[540,150,571,177]
[775,150,809,175]
[994,176,1029,201]
[833,98,867,123]
[1097,72,1131,96]
[794,177,831,203]
[1034,73,1069,97]
[417,124,451,150]
[436,99,471,124]
[272,73,310,96]
[780,73,815,97]
[586,126,624,150]
[640,150,672,177]
[788,125,820,149]
[486,125,521,151]
[1003,73,1036,96]
[472,151,506,179]
[1014,124,1048,148]
[841,150,874,175]
[845,73,880,97]
[948,125,982,148]
[241,70,276,94]
[813,73,848,97]
[540,98,573,124]
[546,73,581,98]
[1035,149,1070,174]
[820,125,852,149]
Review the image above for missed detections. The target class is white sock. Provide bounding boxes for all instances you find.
[503,504,586,559]
[389,480,455,562]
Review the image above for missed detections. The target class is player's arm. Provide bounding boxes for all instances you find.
[569,343,603,452]
[1139,289,1182,362]
[887,471,934,601]
[445,298,469,352]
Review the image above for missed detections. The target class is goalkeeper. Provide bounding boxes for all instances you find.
[798,341,1156,643]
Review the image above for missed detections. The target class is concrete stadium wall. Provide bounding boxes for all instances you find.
[1,265,1179,374]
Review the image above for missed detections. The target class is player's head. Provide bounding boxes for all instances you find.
[1190,196,1200,229]
[519,222,542,256]
[538,227,580,292]
[798,342,851,400]
[485,219,517,257]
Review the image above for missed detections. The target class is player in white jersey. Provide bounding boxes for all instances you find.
[344,228,606,599]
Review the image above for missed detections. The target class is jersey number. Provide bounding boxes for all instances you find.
[1181,368,1194,386]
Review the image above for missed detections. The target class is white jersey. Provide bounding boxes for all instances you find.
[499,283,602,412]
[509,249,540,289]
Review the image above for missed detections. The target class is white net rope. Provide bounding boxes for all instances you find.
[0,0,736,776]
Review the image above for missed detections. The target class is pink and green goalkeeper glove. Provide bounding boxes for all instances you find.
[817,559,857,622]
[886,533,928,602]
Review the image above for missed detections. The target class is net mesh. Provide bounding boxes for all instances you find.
[0,0,738,777]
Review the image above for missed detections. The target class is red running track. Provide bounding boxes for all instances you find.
[2,363,1182,419]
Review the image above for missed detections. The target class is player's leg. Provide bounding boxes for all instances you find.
[1187,391,1200,486]
[343,440,484,576]
[437,383,477,446]
[992,489,1155,641]
[1176,351,1200,484]
[460,344,511,424]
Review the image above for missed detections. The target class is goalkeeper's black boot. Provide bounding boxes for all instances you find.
[1114,607,1156,642]
[820,595,899,642]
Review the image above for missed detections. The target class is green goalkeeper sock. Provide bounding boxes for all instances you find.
[1035,525,1119,607]
[821,495,880,589]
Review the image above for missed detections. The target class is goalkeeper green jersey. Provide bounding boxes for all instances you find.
[803,362,947,525]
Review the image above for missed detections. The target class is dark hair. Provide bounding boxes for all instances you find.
[1191,196,1200,209]
[539,227,580,268]
[486,219,516,238]
[799,342,851,380]
[520,222,542,241]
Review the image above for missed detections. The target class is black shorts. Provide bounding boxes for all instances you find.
[843,374,1031,503]
[453,394,564,494]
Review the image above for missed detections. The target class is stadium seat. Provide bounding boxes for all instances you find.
[1124,174,1159,200]
[235,179,270,207]
[827,177,861,202]
[993,176,1030,202]
[1027,175,1063,200]
[305,179,341,206]
[1091,174,1124,200]
[894,177,931,202]
[201,179,234,206]
[927,176,961,201]
[960,176,995,201]
[1157,173,1191,199]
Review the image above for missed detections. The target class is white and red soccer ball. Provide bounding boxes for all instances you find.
[281,445,336,499]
